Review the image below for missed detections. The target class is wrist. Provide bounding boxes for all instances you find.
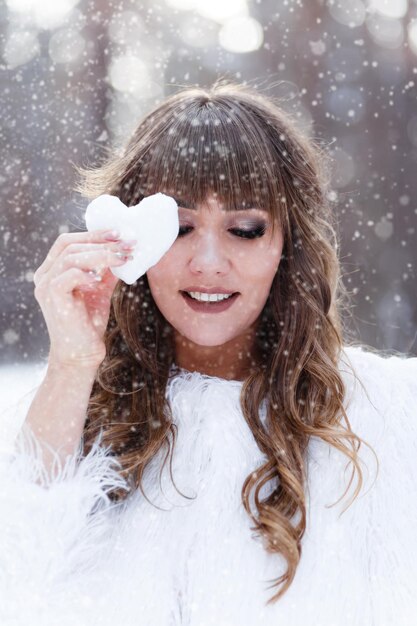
[47,355,102,376]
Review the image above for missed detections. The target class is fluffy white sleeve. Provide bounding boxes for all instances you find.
[0,380,128,626]
[341,346,417,624]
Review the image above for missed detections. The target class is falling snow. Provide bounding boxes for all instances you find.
[0,1,416,366]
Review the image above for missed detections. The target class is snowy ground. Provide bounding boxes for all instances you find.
[0,362,47,452]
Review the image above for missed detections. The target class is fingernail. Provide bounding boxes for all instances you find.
[120,241,137,250]
[104,230,120,240]
[88,270,102,281]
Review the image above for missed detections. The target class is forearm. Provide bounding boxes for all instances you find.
[22,360,99,472]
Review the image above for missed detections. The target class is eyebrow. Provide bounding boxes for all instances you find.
[173,197,266,211]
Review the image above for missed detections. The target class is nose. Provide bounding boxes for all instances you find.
[188,231,231,276]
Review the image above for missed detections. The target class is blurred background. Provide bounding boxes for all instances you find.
[0,0,416,416]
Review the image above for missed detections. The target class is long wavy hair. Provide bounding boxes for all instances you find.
[74,80,377,604]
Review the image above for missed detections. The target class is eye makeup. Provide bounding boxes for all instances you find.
[232,223,267,239]
[177,220,267,240]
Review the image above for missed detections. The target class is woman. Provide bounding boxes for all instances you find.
[1,81,416,626]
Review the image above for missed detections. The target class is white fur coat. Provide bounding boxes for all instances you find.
[0,345,416,626]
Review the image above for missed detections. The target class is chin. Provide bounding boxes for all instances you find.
[176,328,237,348]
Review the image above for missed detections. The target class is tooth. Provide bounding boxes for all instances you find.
[186,291,232,302]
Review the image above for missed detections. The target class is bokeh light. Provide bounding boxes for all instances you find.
[327,0,367,28]
[107,10,146,45]
[367,0,408,20]
[165,0,249,22]
[3,28,40,69]
[108,55,162,99]
[48,28,85,64]
[5,0,81,30]
[218,16,263,53]
[408,19,417,55]
[194,0,248,23]
[366,15,405,49]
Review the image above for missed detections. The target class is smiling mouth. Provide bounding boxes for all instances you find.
[180,290,240,311]
[180,290,239,300]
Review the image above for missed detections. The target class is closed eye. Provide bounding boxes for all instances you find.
[177,225,266,240]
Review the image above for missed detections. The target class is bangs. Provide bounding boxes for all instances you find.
[125,99,286,231]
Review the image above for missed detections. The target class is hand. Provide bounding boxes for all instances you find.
[33,229,137,369]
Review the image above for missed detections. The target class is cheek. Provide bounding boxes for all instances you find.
[244,245,282,288]
[146,248,183,293]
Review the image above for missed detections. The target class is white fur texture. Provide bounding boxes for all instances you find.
[0,345,416,625]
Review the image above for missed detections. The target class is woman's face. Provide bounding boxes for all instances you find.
[146,193,284,350]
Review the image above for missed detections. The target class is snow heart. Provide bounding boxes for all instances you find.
[84,193,179,285]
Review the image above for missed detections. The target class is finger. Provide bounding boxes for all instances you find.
[34,229,121,284]
[46,248,133,282]
[76,266,120,294]
[46,239,136,259]
[48,267,106,298]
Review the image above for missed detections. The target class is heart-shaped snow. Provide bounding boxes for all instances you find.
[84,193,179,285]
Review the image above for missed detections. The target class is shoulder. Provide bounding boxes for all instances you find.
[338,342,416,409]
[336,342,416,472]
[340,342,417,379]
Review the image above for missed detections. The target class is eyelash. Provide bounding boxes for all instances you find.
[177,225,267,240]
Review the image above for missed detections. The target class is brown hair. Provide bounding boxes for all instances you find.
[74,80,377,604]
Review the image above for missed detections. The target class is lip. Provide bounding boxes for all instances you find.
[182,286,238,295]
[180,290,240,313]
